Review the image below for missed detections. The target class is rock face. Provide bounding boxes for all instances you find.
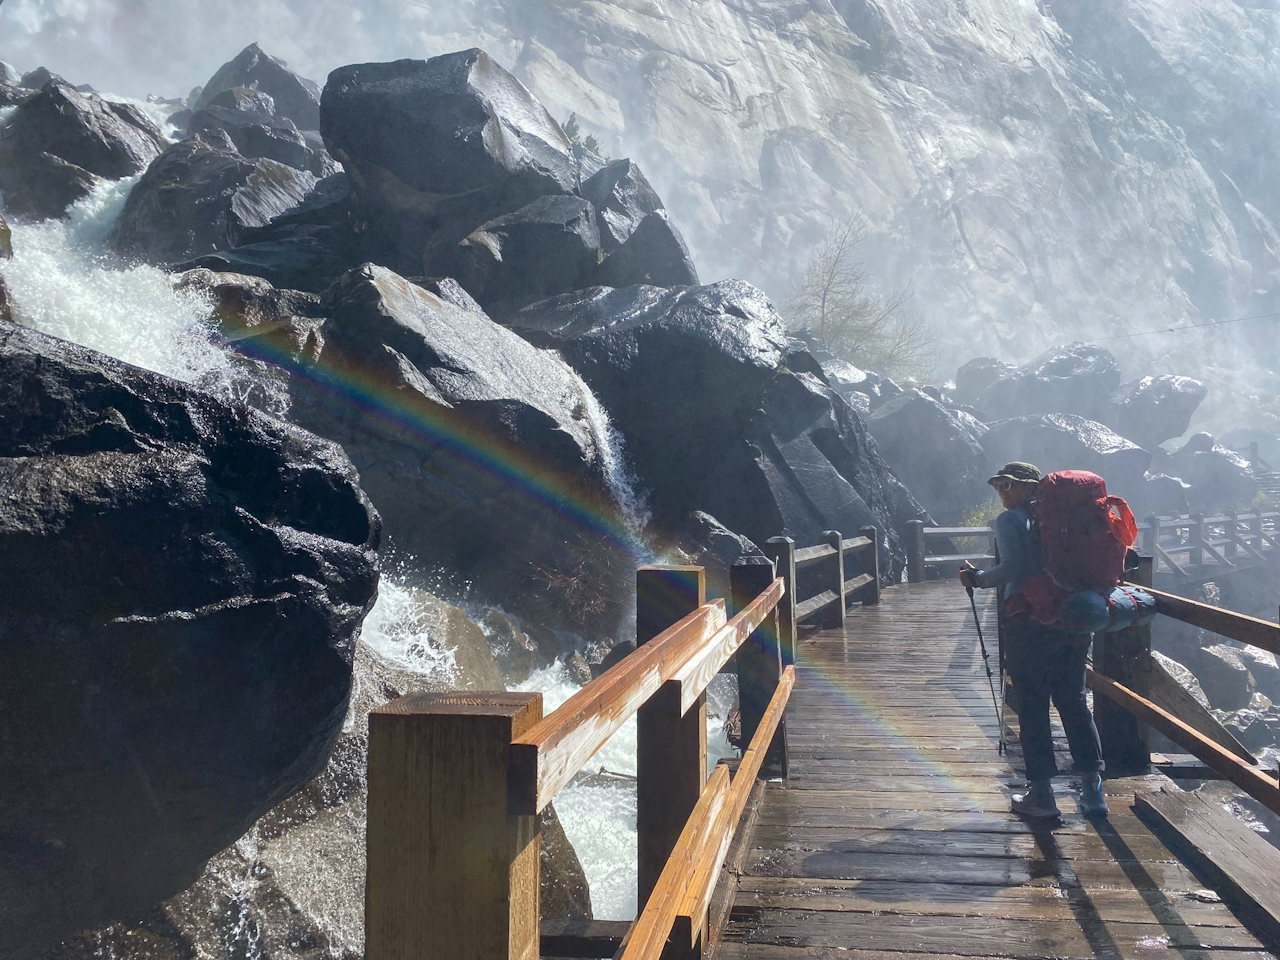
[0,79,165,219]
[675,511,766,603]
[1161,434,1259,512]
[1195,644,1253,711]
[866,389,990,524]
[187,87,336,177]
[1105,376,1208,450]
[510,281,929,572]
[192,43,323,131]
[581,160,665,253]
[286,264,627,631]
[591,210,698,289]
[974,343,1122,421]
[110,131,317,264]
[955,358,1015,408]
[0,322,380,958]
[320,49,577,276]
[979,414,1151,500]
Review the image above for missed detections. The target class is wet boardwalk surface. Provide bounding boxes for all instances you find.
[720,581,1277,960]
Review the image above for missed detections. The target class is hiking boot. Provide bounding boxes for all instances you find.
[1078,774,1109,817]
[1011,780,1061,818]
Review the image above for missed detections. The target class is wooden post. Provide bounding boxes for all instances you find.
[1251,512,1265,553]
[1096,555,1154,776]
[1227,511,1239,559]
[366,692,543,960]
[765,537,797,666]
[1250,441,1260,467]
[635,566,707,916]
[1190,513,1205,567]
[821,530,846,629]
[907,520,925,583]
[859,525,882,605]
[731,557,787,780]
[1142,515,1160,559]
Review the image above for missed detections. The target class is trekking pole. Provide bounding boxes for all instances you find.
[966,584,1004,755]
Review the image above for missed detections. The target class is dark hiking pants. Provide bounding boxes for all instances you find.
[1005,618,1104,782]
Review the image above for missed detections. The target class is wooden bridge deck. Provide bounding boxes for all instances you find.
[719,580,1277,960]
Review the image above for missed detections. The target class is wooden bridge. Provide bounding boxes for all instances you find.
[361,526,1280,960]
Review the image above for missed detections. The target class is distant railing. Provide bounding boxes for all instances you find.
[363,559,794,960]
[906,511,1280,583]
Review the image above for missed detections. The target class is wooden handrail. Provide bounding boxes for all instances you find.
[794,543,836,567]
[840,535,872,553]
[924,526,994,537]
[622,666,797,960]
[1144,585,1280,656]
[1086,668,1280,814]
[509,600,728,815]
[795,589,839,623]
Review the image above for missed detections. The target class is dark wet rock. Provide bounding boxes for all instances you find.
[979,414,1151,500]
[110,131,316,264]
[593,640,638,677]
[192,43,322,131]
[1195,644,1254,710]
[591,210,699,289]
[320,50,576,275]
[1163,433,1259,512]
[821,359,874,413]
[1152,651,1211,710]
[1220,701,1279,753]
[0,79,165,220]
[565,650,594,685]
[480,608,541,686]
[510,282,928,574]
[974,343,1122,420]
[188,88,337,177]
[18,67,60,90]
[1218,429,1280,470]
[0,212,11,259]
[0,277,12,323]
[0,323,380,959]
[542,803,593,921]
[0,83,34,107]
[580,159,664,253]
[675,511,765,602]
[1104,375,1207,450]
[1237,647,1280,703]
[176,232,353,295]
[866,389,990,524]
[286,264,626,632]
[954,357,1015,407]
[442,194,602,314]
[1140,472,1191,517]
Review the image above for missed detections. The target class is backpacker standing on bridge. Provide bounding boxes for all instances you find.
[958,461,1108,819]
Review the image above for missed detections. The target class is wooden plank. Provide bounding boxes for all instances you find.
[794,589,838,623]
[793,543,836,568]
[842,573,874,597]
[840,535,872,553]
[616,765,732,960]
[1085,668,1280,813]
[706,778,767,958]
[366,692,542,960]
[509,600,727,814]
[1145,585,1280,655]
[1147,653,1254,762]
[1136,787,1280,944]
[924,553,996,564]
[669,578,783,714]
[1155,543,1190,576]
[925,526,994,537]
[676,666,796,947]
[718,948,1278,960]
[540,919,630,958]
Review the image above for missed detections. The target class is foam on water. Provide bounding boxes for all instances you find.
[516,663,737,920]
[360,577,460,686]
[1,178,237,388]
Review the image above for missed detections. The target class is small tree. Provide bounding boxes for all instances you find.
[787,214,938,380]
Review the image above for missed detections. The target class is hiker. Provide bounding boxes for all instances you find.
[957,461,1108,819]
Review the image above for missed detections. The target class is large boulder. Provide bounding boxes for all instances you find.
[580,159,663,253]
[1162,433,1259,512]
[176,233,355,294]
[443,194,603,314]
[955,357,1015,407]
[979,413,1151,500]
[320,50,577,275]
[1104,375,1207,450]
[110,131,317,264]
[591,210,699,289]
[974,343,1122,421]
[0,79,165,220]
[285,264,629,632]
[192,43,323,132]
[1194,644,1254,711]
[509,282,929,573]
[0,322,380,958]
[187,87,336,177]
[673,511,766,603]
[866,389,990,524]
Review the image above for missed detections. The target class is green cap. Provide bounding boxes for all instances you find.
[987,461,1041,485]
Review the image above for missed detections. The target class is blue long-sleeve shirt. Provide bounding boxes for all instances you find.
[974,505,1040,602]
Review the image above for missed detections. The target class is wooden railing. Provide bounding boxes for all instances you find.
[907,511,1280,583]
[363,558,794,960]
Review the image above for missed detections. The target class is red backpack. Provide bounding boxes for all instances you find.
[1019,470,1138,624]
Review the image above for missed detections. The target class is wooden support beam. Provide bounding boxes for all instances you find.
[1190,513,1205,567]
[1155,543,1189,577]
[859,525,882,605]
[907,519,925,583]
[1145,584,1280,656]
[795,589,839,624]
[821,530,846,629]
[1142,515,1160,557]
[765,537,796,666]
[1147,655,1255,763]
[1086,669,1280,813]
[731,557,787,780]
[1226,511,1239,559]
[1200,537,1236,568]
[540,919,630,958]
[366,692,543,960]
[1095,555,1152,776]
[635,566,707,915]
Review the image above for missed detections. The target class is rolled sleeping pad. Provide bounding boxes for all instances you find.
[1057,585,1156,633]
